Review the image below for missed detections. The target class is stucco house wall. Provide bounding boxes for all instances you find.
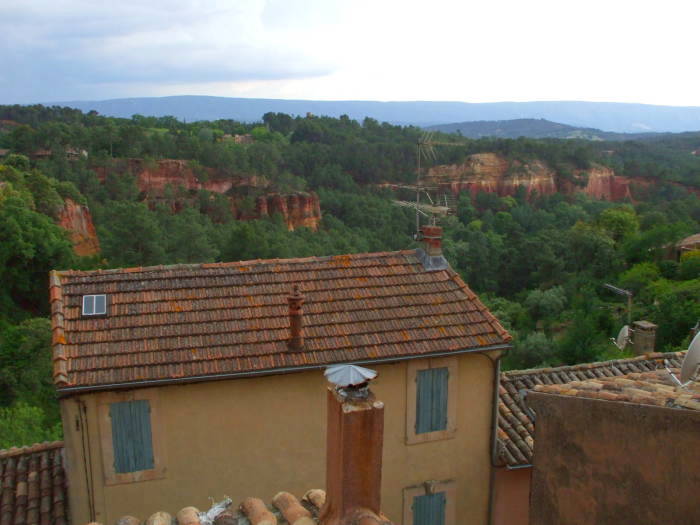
[61,351,499,525]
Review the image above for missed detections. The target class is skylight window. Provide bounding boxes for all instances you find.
[82,294,107,316]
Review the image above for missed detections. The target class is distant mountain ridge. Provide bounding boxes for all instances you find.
[426,118,660,140]
[47,96,700,133]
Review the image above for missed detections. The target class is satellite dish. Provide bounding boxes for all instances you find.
[680,331,700,383]
[614,325,630,350]
[325,364,377,388]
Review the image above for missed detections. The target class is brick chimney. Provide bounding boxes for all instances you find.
[320,375,390,525]
[420,225,443,256]
[288,285,304,350]
[417,225,448,271]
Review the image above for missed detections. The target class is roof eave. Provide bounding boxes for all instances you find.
[56,342,512,396]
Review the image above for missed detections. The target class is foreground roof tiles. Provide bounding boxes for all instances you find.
[0,441,67,525]
[50,250,511,392]
[90,489,390,525]
[497,351,685,467]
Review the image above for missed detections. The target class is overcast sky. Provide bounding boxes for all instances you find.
[2,0,699,106]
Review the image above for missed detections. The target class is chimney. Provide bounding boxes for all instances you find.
[420,225,442,256]
[320,366,389,525]
[417,225,448,271]
[632,320,657,355]
[288,285,304,350]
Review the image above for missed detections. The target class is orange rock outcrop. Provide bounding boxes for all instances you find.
[57,199,100,256]
[424,153,698,202]
[254,192,322,231]
[95,159,321,231]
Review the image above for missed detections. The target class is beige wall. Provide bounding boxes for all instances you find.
[61,352,498,525]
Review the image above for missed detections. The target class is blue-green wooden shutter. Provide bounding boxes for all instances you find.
[413,492,446,525]
[416,367,449,434]
[110,400,155,473]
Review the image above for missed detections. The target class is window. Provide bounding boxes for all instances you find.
[403,481,456,525]
[110,400,154,473]
[82,294,107,316]
[98,390,165,485]
[406,357,457,444]
[413,492,446,525]
[416,368,449,434]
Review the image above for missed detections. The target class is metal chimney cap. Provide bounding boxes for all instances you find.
[325,364,377,388]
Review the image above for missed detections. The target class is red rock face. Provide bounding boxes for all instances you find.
[57,199,100,256]
[425,153,699,202]
[255,192,321,231]
[95,159,322,231]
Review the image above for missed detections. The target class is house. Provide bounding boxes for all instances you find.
[0,441,69,525]
[528,367,700,525]
[675,232,700,260]
[50,226,511,525]
[492,351,685,525]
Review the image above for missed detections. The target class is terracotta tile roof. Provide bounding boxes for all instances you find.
[497,351,685,467]
[0,441,68,525]
[533,368,700,410]
[92,489,391,525]
[50,250,511,392]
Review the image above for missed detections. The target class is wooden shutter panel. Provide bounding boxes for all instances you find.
[416,367,449,434]
[110,400,155,473]
[431,367,449,431]
[413,492,446,525]
[416,369,434,434]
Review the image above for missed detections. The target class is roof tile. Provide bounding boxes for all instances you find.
[51,251,510,391]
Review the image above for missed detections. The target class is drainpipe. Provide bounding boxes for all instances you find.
[474,349,507,525]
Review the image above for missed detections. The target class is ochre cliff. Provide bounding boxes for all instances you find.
[95,159,321,231]
[423,153,696,202]
[254,193,322,231]
[57,199,100,256]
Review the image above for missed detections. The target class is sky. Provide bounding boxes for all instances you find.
[2,0,700,106]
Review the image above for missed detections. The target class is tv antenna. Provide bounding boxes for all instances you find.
[414,132,465,234]
[603,283,634,349]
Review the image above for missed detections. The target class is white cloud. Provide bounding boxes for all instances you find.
[1,0,700,105]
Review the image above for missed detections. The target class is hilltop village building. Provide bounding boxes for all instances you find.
[49,226,512,525]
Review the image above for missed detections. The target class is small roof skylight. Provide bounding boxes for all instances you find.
[82,294,107,316]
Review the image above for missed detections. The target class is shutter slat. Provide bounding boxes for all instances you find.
[416,369,434,434]
[433,367,449,431]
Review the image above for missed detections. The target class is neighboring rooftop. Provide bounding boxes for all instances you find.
[533,367,700,409]
[50,249,511,392]
[0,441,68,525]
[86,489,390,525]
[497,351,685,467]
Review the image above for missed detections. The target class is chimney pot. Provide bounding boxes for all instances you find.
[288,285,304,350]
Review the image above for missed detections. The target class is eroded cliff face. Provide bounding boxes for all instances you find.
[95,159,321,231]
[254,193,322,231]
[424,153,690,202]
[57,199,100,256]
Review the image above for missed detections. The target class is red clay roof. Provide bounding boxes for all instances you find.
[533,367,700,410]
[497,351,685,467]
[0,441,68,525]
[50,250,511,392]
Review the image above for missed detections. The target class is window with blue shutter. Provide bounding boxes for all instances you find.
[416,367,449,434]
[413,491,446,525]
[110,400,155,473]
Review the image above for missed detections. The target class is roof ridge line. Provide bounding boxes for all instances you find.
[55,249,419,277]
[502,351,686,379]
[0,440,64,459]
